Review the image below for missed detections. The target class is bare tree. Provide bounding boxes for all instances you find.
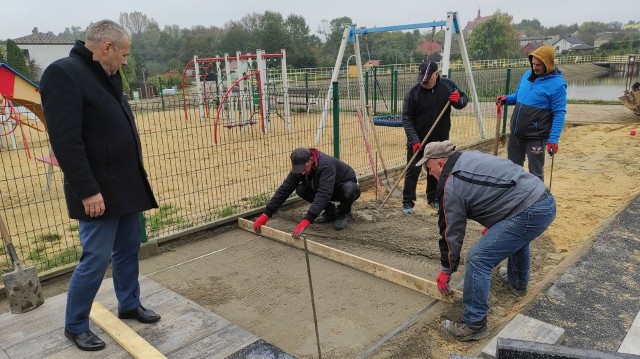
[119,11,158,35]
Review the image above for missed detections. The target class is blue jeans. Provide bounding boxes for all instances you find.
[462,194,556,324]
[65,213,142,333]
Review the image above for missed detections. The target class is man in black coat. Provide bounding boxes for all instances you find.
[253,147,360,236]
[402,61,468,214]
[40,20,159,352]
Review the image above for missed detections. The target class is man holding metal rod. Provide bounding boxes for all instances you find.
[401,61,468,214]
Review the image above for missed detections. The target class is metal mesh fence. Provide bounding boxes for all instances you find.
[0,66,615,275]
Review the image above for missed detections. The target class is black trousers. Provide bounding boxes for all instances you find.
[402,145,439,206]
[296,181,360,214]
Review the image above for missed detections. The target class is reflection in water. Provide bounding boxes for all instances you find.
[564,72,630,101]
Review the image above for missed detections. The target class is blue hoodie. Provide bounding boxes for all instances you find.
[505,45,567,144]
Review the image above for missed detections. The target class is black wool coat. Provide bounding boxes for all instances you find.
[39,41,157,220]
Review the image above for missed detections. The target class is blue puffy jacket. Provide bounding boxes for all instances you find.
[506,68,567,144]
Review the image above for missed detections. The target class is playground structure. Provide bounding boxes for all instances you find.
[0,63,47,156]
[0,63,57,190]
[182,49,309,143]
[316,11,485,143]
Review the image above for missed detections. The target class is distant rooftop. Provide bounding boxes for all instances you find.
[13,27,74,44]
[463,9,493,32]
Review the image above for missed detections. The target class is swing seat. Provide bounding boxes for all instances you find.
[372,115,403,127]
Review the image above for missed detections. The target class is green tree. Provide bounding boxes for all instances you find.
[6,39,31,78]
[0,43,5,62]
[121,55,137,95]
[516,19,544,36]
[578,21,609,46]
[284,14,316,68]
[318,17,353,66]
[257,11,291,54]
[467,12,520,60]
[59,26,85,41]
[546,24,578,38]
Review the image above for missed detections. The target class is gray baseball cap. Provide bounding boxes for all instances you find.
[415,140,456,166]
[291,147,311,173]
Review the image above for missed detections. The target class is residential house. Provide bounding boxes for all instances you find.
[13,28,75,79]
[521,41,545,56]
[416,41,442,56]
[463,9,493,37]
[363,60,381,68]
[552,36,588,53]
[519,35,559,47]
[594,32,615,48]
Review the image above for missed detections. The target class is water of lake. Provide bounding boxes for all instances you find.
[564,71,635,101]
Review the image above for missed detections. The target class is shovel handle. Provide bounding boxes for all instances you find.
[0,215,22,267]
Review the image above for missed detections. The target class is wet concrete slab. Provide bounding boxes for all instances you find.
[0,275,292,358]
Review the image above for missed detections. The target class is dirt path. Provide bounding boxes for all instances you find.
[148,117,640,358]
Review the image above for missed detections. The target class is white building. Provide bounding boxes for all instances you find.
[13,28,75,79]
[552,36,587,53]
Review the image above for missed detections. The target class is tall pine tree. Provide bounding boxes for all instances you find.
[6,39,32,78]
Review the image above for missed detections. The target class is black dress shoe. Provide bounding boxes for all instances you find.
[64,329,105,351]
[118,305,161,323]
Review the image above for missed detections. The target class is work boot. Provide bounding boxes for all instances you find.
[498,267,527,297]
[441,319,490,342]
[315,212,337,224]
[315,205,338,224]
[334,213,348,230]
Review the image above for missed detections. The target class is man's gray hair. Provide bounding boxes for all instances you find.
[85,20,130,48]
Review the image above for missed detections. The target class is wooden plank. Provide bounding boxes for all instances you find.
[481,314,565,359]
[89,301,167,359]
[619,310,640,355]
[238,218,462,303]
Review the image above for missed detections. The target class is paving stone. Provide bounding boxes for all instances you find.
[497,338,640,359]
[619,310,640,355]
[481,314,564,359]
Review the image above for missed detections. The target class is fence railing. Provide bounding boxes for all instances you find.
[269,54,636,80]
[0,66,617,276]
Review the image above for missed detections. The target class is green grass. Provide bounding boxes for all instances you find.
[68,223,79,232]
[37,233,62,242]
[249,193,271,208]
[218,205,238,218]
[38,248,81,272]
[146,204,186,236]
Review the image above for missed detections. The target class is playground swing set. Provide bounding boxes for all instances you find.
[181,49,308,144]
[316,11,485,143]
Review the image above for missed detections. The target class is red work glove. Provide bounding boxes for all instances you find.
[292,219,311,238]
[547,142,559,156]
[253,214,268,232]
[412,142,421,154]
[436,271,452,295]
[496,95,507,105]
[481,227,488,235]
[449,90,460,104]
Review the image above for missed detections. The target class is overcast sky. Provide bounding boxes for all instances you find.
[1,0,635,40]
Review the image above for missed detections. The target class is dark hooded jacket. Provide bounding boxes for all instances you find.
[264,150,357,222]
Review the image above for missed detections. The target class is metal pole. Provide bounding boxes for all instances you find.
[302,235,322,359]
[332,81,340,159]
[379,102,451,210]
[549,154,555,192]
